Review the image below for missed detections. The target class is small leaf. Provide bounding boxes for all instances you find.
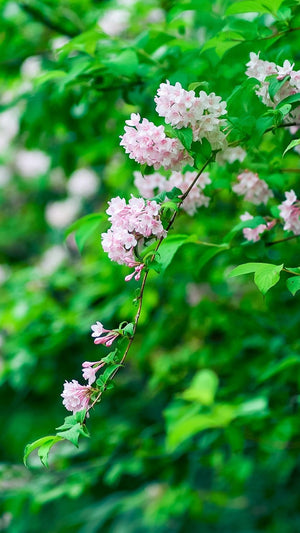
[259,354,300,381]
[173,127,193,151]
[180,370,219,405]
[65,213,104,253]
[283,139,300,156]
[155,234,195,273]
[123,322,134,336]
[287,276,300,295]
[56,423,89,447]
[104,50,139,77]
[266,74,289,101]
[237,397,267,416]
[276,93,300,108]
[24,436,63,467]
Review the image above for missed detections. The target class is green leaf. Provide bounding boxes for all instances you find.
[173,127,193,151]
[236,397,267,416]
[202,31,245,59]
[198,245,229,272]
[276,93,300,108]
[226,0,285,15]
[266,74,289,101]
[24,436,63,467]
[287,276,300,295]
[228,262,283,294]
[104,50,139,77]
[155,234,196,273]
[179,370,219,405]
[283,139,300,156]
[166,404,237,451]
[259,354,300,381]
[56,423,89,447]
[123,322,134,337]
[65,213,104,253]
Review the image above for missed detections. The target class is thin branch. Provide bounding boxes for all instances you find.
[267,234,299,246]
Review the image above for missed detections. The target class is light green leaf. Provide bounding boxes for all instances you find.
[267,74,289,101]
[179,369,219,405]
[167,404,237,451]
[24,436,63,467]
[202,31,244,59]
[283,139,300,156]
[226,0,284,15]
[223,216,267,243]
[174,127,193,151]
[56,423,89,447]
[287,276,300,295]
[104,50,139,77]
[236,397,267,416]
[228,262,283,294]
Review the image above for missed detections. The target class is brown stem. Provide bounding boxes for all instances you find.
[266,234,299,246]
[88,155,214,411]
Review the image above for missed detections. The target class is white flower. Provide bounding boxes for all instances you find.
[45,197,81,229]
[15,149,50,179]
[67,168,99,198]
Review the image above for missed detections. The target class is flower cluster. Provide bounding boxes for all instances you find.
[246,52,300,126]
[61,380,92,414]
[101,195,166,277]
[278,190,300,235]
[240,212,275,242]
[134,170,211,216]
[232,170,273,205]
[120,113,193,171]
[154,80,228,150]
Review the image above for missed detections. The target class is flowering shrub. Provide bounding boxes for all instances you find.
[1,1,300,531]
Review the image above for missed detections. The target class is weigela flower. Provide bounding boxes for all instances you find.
[91,321,120,347]
[240,212,268,242]
[120,113,193,171]
[232,170,273,205]
[61,380,92,413]
[278,190,300,235]
[101,196,166,278]
[82,361,105,385]
[134,170,211,216]
[154,80,228,151]
[245,53,300,128]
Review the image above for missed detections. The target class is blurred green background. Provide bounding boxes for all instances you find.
[1,0,300,531]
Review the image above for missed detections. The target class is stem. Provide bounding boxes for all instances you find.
[88,155,214,411]
[267,234,299,246]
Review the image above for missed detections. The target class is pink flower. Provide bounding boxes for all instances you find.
[278,190,300,235]
[101,196,167,279]
[154,80,228,150]
[61,380,92,413]
[82,361,105,385]
[232,170,273,205]
[120,113,193,171]
[91,321,105,338]
[240,212,275,242]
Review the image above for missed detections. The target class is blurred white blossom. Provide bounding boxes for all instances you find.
[15,149,50,179]
[38,245,68,275]
[67,168,99,198]
[45,197,81,229]
[98,9,130,36]
[0,166,11,186]
[20,56,42,79]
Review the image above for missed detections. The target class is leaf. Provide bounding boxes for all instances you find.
[24,436,63,467]
[179,370,219,405]
[259,354,300,381]
[35,70,67,85]
[202,31,245,58]
[287,276,300,295]
[155,234,196,273]
[65,213,104,253]
[198,245,229,272]
[173,127,193,151]
[236,397,267,416]
[276,93,300,108]
[228,262,283,294]
[266,74,289,101]
[104,50,139,77]
[56,423,89,447]
[283,139,300,156]
[166,404,237,451]
[226,0,285,15]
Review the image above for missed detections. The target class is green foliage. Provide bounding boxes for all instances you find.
[2,0,300,531]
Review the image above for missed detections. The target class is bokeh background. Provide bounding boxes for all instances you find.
[1,0,300,531]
